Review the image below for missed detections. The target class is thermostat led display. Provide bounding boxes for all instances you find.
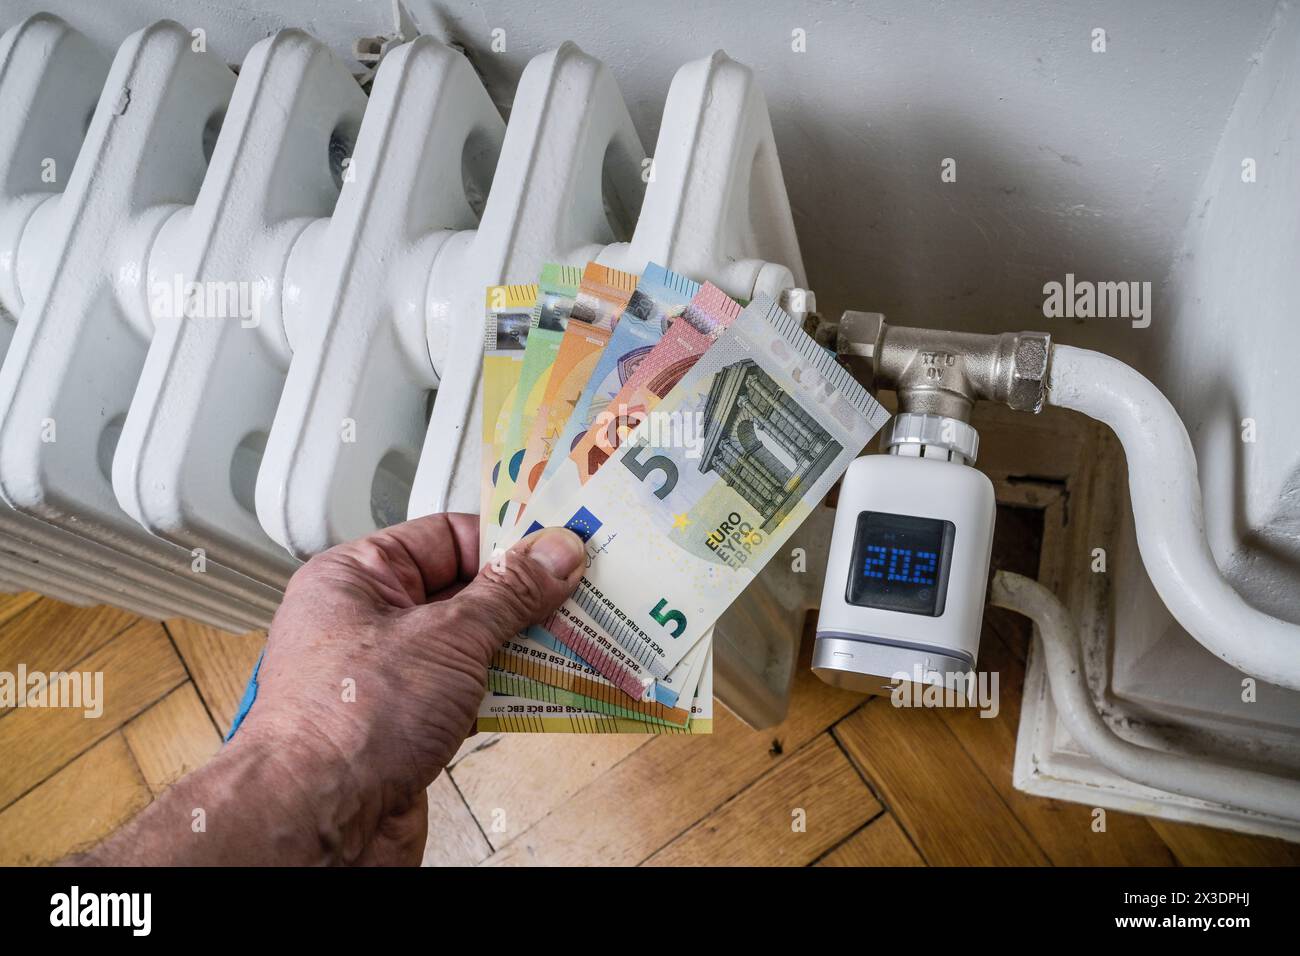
[845,511,956,616]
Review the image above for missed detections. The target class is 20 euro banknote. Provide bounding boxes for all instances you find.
[523,294,890,698]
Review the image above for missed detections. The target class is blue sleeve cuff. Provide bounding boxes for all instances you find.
[224,649,265,742]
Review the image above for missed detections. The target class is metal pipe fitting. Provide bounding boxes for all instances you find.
[881,412,980,464]
[836,311,1052,421]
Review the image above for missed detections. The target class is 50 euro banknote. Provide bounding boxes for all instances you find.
[520,294,890,699]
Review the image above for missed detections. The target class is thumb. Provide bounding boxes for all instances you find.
[442,527,586,658]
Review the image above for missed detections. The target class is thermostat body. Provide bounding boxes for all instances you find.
[813,449,995,697]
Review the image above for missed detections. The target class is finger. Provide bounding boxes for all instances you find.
[337,513,481,600]
[433,527,585,658]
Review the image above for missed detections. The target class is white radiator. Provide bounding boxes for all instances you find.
[0,13,809,726]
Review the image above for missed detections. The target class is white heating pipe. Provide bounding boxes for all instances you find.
[990,571,1300,820]
[1047,345,1300,691]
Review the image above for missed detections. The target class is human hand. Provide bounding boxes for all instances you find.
[233,513,584,864]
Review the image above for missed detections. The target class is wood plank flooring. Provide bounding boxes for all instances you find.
[1,581,1294,865]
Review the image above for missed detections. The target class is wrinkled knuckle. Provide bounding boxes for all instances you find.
[440,599,487,637]
[339,537,390,572]
[439,600,506,658]
[284,552,336,596]
[483,555,548,616]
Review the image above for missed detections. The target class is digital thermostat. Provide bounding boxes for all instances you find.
[814,413,995,698]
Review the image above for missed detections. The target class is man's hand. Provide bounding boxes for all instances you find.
[71,514,584,867]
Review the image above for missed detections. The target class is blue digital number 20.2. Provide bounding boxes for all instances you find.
[864,546,937,586]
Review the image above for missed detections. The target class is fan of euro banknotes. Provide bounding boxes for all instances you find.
[478,261,889,734]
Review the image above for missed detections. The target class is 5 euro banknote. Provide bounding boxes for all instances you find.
[523,294,890,698]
